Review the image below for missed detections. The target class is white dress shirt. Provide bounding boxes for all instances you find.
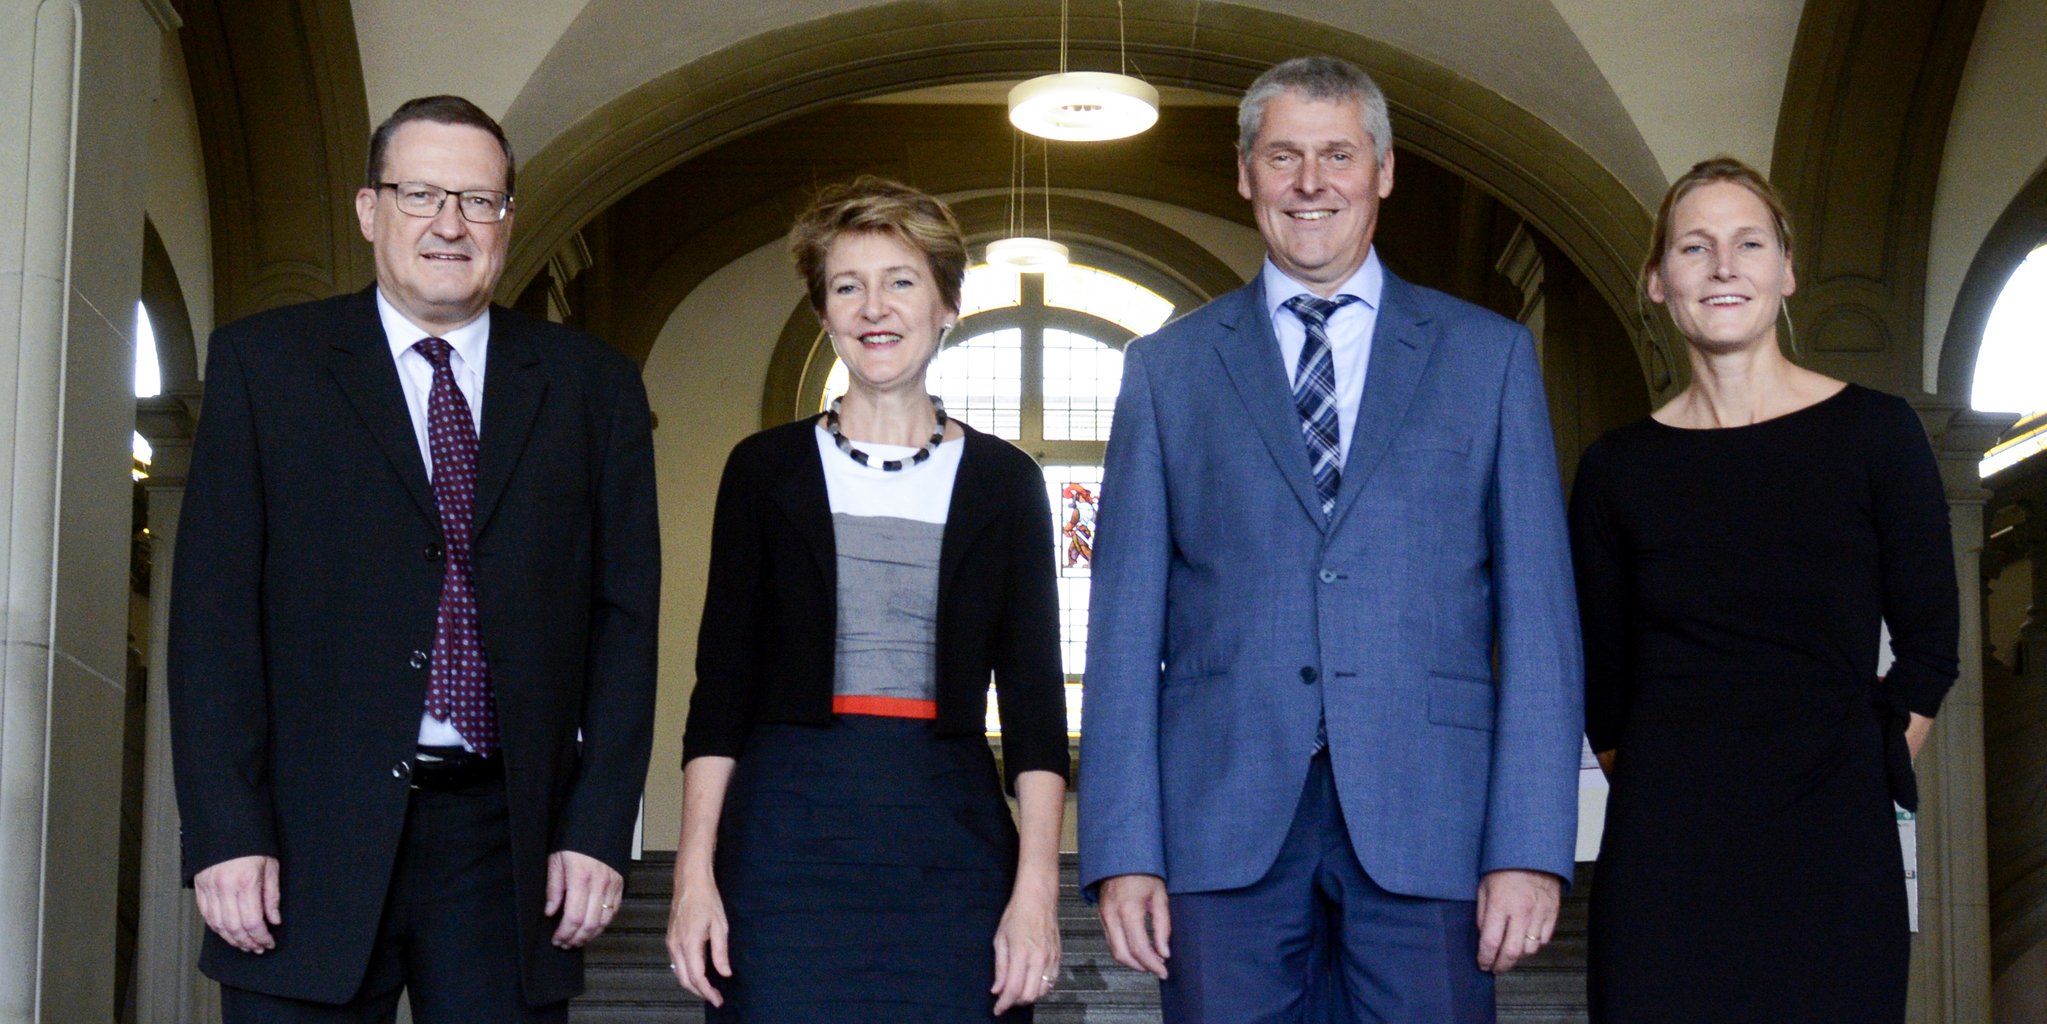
[1261,249,1385,467]
[374,289,489,750]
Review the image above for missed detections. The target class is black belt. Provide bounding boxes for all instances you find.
[411,746,503,792]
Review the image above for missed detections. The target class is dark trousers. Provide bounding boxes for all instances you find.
[221,781,566,1024]
[1159,753,1495,1024]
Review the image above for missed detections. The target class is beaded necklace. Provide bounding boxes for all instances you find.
[825,396,948,471]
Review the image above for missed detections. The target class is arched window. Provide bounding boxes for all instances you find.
[133,302,160,479]
[817,264,1177,733]
[1975,244,2047,477]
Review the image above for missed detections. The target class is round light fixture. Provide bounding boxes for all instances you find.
[1008,72,1159,142]
[985,237,1071,273]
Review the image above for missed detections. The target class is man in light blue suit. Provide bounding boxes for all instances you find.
[1079,56,1582,1023]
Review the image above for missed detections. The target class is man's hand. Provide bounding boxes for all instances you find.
[1475,868,1563,974]
[194,854,281,954]
[1097,873,1171,979]
[547,849,624,948]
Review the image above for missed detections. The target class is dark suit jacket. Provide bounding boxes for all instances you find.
[168,287,659,1004]
[681,418,1070,790]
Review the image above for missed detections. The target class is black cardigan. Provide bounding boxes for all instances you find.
[682,417,1072,789]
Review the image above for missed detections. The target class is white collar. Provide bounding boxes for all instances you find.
[375,288,490,368]
[1259,248,1385,321]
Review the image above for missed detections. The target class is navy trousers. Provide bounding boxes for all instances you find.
[220,781,566,1024]
[1159,753,1495,1024]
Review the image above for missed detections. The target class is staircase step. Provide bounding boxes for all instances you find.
[574,853,1592,1023]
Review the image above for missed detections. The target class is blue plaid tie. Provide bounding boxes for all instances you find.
[1285,294,1357,517]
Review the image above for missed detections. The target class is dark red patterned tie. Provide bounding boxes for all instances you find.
[414,337,498,756]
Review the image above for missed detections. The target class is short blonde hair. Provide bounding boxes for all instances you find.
[788,176,966,314]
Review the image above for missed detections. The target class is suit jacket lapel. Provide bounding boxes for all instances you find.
[1328,272,1434,530]
[1210,282,1328,524]
[770,423,838,587]
[472,309,546,536]
[325,289,437,524]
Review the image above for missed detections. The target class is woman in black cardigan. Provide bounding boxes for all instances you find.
[666,177,1070,1022]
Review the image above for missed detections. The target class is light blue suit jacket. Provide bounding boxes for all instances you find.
[1078,271,1582,902]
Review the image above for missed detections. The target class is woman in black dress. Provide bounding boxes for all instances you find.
[1570,157,1959,1023]
[664,177,1070,1021]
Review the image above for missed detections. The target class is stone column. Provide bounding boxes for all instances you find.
[133,394,216,1023]
[0,1,165,1019]
[1911,406,2016,1024]
[0,4,80,1017]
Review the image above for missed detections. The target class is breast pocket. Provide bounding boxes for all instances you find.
[1393,429,1473,458]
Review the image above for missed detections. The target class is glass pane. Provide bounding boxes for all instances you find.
[1043,264,1174,336]
[961,264,1022,318]
[1973,244,2047,415]
[1043,463,1103,675]
[819,330,1027,438]
[928,329,1023,439]
[1042,329,1124,441]
[135,302,161,399]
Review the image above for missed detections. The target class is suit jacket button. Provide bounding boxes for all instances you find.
[392,761,411,780]
[1300,666,1318,684]
[424,542,444,562]
[1318,568,1338,583]
[410,650,429,670]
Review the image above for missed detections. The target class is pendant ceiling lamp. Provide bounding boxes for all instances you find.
[1008,0,1158,142]
[987,130,1070,273]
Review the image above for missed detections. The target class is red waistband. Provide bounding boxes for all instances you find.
[831,695,939,720]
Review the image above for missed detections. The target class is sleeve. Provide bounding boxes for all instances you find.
[990,452,1073,790]
[1871,397,1959,717]
[1478,324,1585,882]
[555,359,662,870]
[166,326,279,883]
[1075,340,1173,899]
[681,439,768,764]
[1569,441,1634,754]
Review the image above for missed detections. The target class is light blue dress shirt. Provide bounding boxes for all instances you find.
[1260,249,1385,467]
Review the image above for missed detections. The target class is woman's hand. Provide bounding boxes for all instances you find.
[991,871,1061,1013]
[1906,712,1935,760]
[995,769,1067,1013]
[669,756,738,1006]
[666,869,732,1007]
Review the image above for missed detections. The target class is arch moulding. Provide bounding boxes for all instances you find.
[506,0,1668,397]
[1937,164,2047,402]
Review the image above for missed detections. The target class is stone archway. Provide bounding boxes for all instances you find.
[503,0,1666,395]
[1937,165,2047,403]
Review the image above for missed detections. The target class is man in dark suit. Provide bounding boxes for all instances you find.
[168,95,659,1023]
[1079,57,1582,1022]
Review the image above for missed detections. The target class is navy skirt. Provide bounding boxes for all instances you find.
[709,715,1028,1023]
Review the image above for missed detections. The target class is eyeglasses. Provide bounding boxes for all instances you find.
[375,181,513,223]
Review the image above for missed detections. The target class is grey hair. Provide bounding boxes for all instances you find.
[1237,56,1392,162]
